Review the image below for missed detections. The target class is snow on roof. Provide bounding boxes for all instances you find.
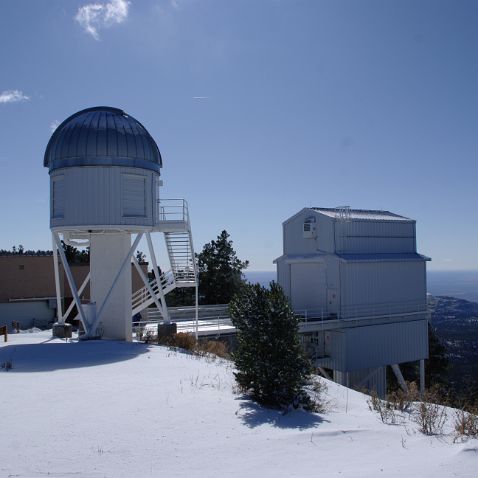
[312,207,413,222]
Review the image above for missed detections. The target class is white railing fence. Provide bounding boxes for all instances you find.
[157,198,189,223]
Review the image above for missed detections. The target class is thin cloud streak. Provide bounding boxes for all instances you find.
[75,0,130,40]
[0,90,30,104]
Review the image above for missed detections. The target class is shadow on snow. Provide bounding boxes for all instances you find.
[237,398,328,430]
[0,339,150,373]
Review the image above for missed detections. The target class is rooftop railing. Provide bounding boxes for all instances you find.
[157,198,189,223]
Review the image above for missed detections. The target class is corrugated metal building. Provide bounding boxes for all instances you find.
[274,207,430,396]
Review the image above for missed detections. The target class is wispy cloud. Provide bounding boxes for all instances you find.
[75,0,130,40]
[193,96,209,100]
[0,90,30,104]
[50,120,61,133]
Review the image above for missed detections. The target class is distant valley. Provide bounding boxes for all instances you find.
[429,295,478,394]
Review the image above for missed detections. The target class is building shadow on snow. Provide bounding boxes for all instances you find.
[237,399,328,430]
[0,340,150,373]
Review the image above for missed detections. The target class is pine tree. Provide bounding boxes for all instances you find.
[197,230,249,304]
[230,282,313,409]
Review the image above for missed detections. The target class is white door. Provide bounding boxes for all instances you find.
[327,288,338,316]
[290,263,326,314]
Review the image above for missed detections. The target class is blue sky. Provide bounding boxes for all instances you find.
[0,0,477,271]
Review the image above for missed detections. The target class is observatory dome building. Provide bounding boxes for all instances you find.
[44,107,162,229]
[45,107,198,341]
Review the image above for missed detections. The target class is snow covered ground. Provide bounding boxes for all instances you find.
[0,330,476,478]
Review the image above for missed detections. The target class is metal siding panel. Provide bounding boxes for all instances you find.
[50,167,156,228]
[341,261,426,318]
[337,220,416,254]
[343,320,428,371]
[329,330,347,370]
[52,177,64,218]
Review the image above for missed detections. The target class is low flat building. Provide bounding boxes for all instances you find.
[0,255,146,331]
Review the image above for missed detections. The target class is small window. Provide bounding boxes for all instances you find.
[19,265,25,270]
[122,174,146,217]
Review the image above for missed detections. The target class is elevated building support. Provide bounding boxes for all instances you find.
[146,232,170,323]
[420,359,425,396]
[89,233,141,341]
[391,364,408,393]
[52,232,63,323]
[53,232,88,331]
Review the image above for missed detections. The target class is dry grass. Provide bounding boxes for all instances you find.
[412,385,448,435]
[368,382,449,434]
[153,332,230,360]
[367,382,419,425]
[159,332,197,350]
[454,406,478,439]
[197,339,229,359]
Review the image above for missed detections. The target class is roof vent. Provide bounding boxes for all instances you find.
[335,206,351,222]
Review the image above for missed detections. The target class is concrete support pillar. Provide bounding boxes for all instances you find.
[90,233,132,341]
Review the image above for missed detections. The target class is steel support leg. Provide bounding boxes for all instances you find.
[52,232,63,323]
[420,359,425,396]
[53,232,88,331]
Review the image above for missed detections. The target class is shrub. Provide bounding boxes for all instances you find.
[154,332,230,360]
[413,385,448,435]
[454,407,478,438]
[368,382,420,425]
[230,282,313,410]
[197,339,229,359]
[367,391,400,425]
[387,382,419,413]
[159,332,197,351]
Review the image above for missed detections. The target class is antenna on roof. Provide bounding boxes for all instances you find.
[335,206,351,222]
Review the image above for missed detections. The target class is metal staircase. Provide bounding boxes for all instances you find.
[131,199,198,317]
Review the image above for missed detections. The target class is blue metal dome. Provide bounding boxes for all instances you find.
[44,106,162,173]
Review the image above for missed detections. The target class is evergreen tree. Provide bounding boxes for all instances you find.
[61,241,89,263]
[230,282,313,409]
[135,250,147,265]
[197,230,249,304]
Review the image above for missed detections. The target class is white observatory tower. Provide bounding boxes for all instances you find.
[44,106,198,341]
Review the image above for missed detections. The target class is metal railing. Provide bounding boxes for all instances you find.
[131,270,175,312]
[157,198,189,223]
[133,315,234,338]
[295,299,428,324]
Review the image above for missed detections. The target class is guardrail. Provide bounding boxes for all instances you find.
[157,198,189,223]
[131,271,175,311]
[295,300,428,323]
[133,315,233,338]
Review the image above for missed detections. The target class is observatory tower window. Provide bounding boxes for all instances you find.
[122,174,146,217]
[303,217,316,238]
[52,176,64,218]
